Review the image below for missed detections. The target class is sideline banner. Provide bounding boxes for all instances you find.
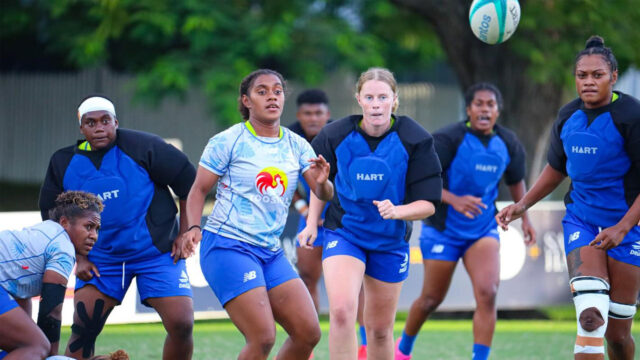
[1,201,571,324]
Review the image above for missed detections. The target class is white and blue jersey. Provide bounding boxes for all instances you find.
[312,115,442,251]
[548,92,640,263]
[0,220,74,299]
[200,122,316,250]
[424,121,526,241]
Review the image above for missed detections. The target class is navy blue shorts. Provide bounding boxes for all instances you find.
[75,252,192,306]
[420,224,500,262]
[200,230,299,306]
[321,229,409,283]
[562,211,640,267]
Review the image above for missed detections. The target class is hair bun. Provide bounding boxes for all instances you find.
[585,35,605,49]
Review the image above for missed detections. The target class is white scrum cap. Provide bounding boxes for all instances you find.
[77,96,116,124]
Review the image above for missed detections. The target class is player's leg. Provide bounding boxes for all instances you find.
[269,278,321,359]
[65,285,119,360]
[137,253,194,360]
[462,236,500,360]
[296,245,324,311]
[398,225,461,358]
[199,232,277,359]
[362,275,403,360]
[563,214,610,360]
[0,291,49,360]
[357,286,367,359]
[604,254,640,360]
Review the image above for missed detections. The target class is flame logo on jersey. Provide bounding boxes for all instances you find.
[255,167,288,196]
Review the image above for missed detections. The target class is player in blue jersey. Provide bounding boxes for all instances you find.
[395,83,536,360]
[39,96,196,360]
[181,69,334,360]
[289,89,369,359]
[0,191,102,360]
[497,36,640,360]
[299,67,442,359]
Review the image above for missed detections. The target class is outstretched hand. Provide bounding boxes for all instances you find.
[495,202,527,231]
[307,155,330,185]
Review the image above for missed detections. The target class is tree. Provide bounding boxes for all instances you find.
[390,0,640,179]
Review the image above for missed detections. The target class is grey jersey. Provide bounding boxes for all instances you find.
[0,220,75,298]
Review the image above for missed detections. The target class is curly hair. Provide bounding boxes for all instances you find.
[48,191,104,222]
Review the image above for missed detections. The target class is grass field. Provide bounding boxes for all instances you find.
[59,314,640,360]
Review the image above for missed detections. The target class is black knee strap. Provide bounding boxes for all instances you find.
[69,299,113,358]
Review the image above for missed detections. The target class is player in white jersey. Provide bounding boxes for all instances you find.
[181,69,333,359]
[0,191,102,360]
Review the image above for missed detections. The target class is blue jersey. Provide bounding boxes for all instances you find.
[548,92,640,228]
[39,129,196,263]
[312,115,442,251]
[425,121,525,239]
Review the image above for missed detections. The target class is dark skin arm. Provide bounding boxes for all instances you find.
[590,193,640,250]
[75,253,100,281]
[180,167,219,258]
[170,199,189,263]
[40,270,68,356]
[496,164,566,229]
[507,179,536,245]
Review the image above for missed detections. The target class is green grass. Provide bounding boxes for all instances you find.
[59,317,640,360]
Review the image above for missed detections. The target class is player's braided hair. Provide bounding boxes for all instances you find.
[48,191,103,222]
[238,69,287,120]
[575,35,618,74]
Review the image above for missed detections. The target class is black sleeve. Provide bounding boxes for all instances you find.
[397,116,443,203]
[406,134,443,203]
[431,122,466,172]
[39,147,75,220]
[496,126,526,185]
[118,130,196,199]
[547,99,580,175]
[311,119,348,182]
[613,94,640,172]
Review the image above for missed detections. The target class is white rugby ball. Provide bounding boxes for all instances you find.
[469,0,521,44]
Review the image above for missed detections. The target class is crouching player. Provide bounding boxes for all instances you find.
[0,191,103,360]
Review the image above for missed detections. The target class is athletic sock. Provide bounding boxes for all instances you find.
[398,331,417,355]
[472,343,491,360]
[359,325,367,346]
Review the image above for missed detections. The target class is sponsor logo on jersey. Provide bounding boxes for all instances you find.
[568,231,580,243]
[179,270,191,289]
[356,173,384,181]
[243,270,257,283]
[255,167,288,196]
[399,253,408,273]
[326,240,338,250]
[571,146,598,155]
[431,244,445,254]
[631,241,640,257]
[96,189,120,201]
[475,164,498,173]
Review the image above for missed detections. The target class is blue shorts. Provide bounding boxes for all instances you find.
[0,286,18,316]
[296,216,324,248]
[200,231,299,306]
[562,211,640,267]
[75,252,192,306]
[419,224,500,262]
[321,229,409,283]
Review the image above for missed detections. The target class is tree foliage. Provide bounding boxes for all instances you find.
[1,0,441,124]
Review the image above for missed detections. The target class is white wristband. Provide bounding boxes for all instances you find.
[294,199,308,212]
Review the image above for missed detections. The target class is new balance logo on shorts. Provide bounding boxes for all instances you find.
[179,270,191,289]
[243,271,257,283]
[399,253,408,273]
[630,241,640,257]
[569,231,580,243]
[326,240,338,250]
[431,244,445,253]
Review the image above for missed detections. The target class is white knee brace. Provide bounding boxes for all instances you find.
[609,301,637,319]
[570,276,610,355]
